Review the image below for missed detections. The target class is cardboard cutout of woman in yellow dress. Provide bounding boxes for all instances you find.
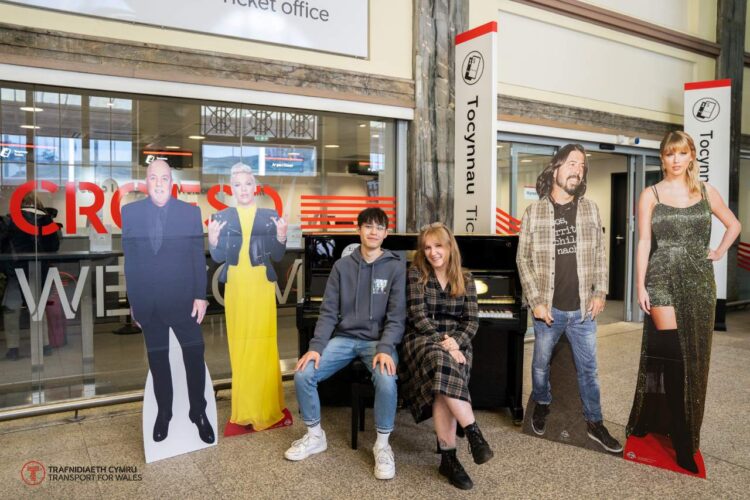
[208,163,292,435]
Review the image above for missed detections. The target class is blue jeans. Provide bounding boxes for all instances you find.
[531,307,602,422]
[294,336,399,433]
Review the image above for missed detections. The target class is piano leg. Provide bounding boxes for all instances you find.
[509,329,525,425]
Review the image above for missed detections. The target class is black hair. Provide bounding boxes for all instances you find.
[535,143,588,200]
[357,207,388,228]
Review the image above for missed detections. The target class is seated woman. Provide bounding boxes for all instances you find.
[208,162,290,434]
[399,222,493,490]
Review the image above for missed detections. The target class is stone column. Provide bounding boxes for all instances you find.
[408,0,468,231]
[716,0,746,302]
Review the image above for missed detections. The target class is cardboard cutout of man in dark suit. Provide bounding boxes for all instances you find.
[121,159,215,444]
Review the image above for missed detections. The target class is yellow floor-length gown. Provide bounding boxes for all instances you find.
[224,205,285,429]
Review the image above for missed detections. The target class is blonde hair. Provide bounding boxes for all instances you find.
[660,131,700,196]
[229,162,256,183]
[412,223,466,297]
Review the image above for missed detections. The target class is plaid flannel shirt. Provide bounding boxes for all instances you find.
[516,196,608,320]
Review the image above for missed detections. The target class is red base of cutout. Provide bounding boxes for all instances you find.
[624,434,706,478]
[223,408,294,437]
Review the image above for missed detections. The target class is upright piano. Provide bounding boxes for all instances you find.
[297,233,527,422]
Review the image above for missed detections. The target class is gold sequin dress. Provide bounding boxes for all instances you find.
[626,183,715,454]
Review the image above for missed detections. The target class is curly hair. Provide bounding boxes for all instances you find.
[535,143,589,200]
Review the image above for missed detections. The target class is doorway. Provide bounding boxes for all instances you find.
[609,173,627,301]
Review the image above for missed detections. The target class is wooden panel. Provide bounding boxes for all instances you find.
[0,23,415,108]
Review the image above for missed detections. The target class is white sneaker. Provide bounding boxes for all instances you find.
[284,431,327,461]
[373,444,396,480]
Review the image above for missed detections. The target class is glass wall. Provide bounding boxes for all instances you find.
[0,81,397,411]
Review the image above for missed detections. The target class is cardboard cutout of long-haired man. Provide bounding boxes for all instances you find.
[516,144,622,454]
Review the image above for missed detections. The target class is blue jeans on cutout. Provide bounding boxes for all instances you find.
[531,307,603,422]
[294,336,399,433]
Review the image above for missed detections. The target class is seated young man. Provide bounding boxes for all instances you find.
[285,207,406,480]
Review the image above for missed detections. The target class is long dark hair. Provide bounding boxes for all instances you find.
[535,143,588,200]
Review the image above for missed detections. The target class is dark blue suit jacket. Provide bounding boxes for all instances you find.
[122,198,207,324]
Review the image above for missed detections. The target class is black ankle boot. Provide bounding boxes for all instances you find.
[464,422,494,464]
[438,449,473,490]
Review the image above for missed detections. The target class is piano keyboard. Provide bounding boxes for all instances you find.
[478,309,515,319]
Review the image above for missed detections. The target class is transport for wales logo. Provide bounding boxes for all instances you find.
[21,461,46,486]
[20,461,142,485]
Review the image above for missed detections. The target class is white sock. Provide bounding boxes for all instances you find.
[307,423,323,437]
[375,431,390,449]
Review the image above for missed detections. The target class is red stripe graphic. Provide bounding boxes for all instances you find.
[301,210,396,215]
[456,21,497,45]
[300,196,396,233]
[495,207,521,234]
[301,203,396,208]
[301,195,395,201]
[684,79,731,91]
[301,224,396,230]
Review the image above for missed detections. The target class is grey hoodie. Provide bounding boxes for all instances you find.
[308,247,406,357]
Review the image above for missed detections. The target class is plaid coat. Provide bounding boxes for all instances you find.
[516,196,608,320]
[399,266,479,423]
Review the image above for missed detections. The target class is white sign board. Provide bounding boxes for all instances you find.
[683,79,731,300]
[6,0,368,57]
[453,22,497,234]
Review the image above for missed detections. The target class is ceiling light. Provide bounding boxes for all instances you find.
[359,123,366,128]
[586,154,591,157]
[20,107,43,112]
[520,159,532,163]
[189,135,205,140]
[165,145,181,150]
[324,144,340,148]
[371,134,380,139]
[20,125,40,129]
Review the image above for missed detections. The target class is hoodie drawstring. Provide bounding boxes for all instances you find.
[369,259,376,320]
[354,258,362,316]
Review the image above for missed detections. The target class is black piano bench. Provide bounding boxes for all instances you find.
[350,359,374,450]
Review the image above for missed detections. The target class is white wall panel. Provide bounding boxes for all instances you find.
[496,7,715,123]
[743,68,750,135]
[579,0,717,41]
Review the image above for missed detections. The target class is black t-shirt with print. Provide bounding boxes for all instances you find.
[552,199,580,311]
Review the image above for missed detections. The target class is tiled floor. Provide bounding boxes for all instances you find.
[1,308,749,498]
